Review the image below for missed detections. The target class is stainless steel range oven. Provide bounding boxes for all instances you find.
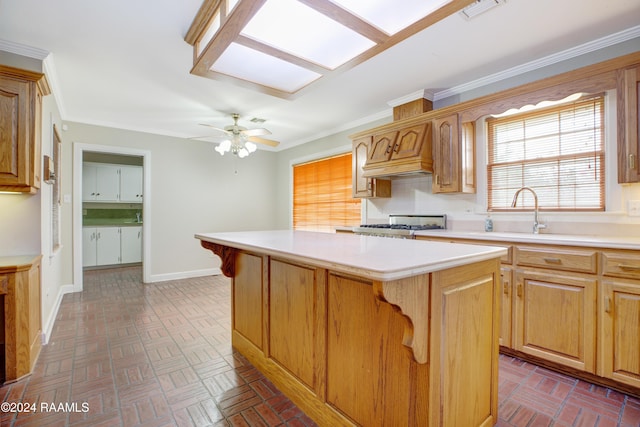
[353,214,446,239]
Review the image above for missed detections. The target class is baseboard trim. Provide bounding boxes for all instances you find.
[148,267,222,283]
[41,284,75,344]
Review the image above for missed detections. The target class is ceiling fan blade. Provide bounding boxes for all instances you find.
[242,127,271,137]
[199,123,231,135]
[248,136,280,147]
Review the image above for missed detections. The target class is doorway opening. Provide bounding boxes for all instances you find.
[72,143,151,292]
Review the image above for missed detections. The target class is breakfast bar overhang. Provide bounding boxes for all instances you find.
[196,230,508,426]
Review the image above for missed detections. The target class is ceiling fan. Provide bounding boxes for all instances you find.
[196,113,280,158]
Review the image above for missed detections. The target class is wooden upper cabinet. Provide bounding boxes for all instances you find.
[432,114,475,194]
[367,131,398,164]
[617,65,639,183]
[0,65,50,193]
[352,137,391,199]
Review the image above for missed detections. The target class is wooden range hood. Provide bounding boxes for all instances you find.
[355,97,435,178]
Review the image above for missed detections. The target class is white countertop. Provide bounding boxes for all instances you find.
[413,230,640,250]
[195,230,507,281]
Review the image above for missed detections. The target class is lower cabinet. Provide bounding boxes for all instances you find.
[500,267,512,347]
[1,255,42,382]
[600,278,640,389]
[416,235,640,395]
[513,269,596,373]
[83,226,142,267]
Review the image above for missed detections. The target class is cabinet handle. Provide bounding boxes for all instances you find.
[618,263,640,271]
[97,232,101,239]
[393,143,400,153]
[630,154,636,170]
[543,257,562,264]
[503,282,509,295]
[604,297,611,313]
[385,145,392,154]
[435,174,439,185]
[516,284,523,297]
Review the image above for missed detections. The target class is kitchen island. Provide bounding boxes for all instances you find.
[195,230,507,426]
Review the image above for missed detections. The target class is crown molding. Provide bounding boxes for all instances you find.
[433,24,640,101]
[0,38,49,60]
[387,89,435,107]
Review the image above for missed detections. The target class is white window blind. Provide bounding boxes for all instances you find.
[487,95,605,211]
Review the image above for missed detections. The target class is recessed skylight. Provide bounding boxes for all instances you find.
[185,0,469,98]
[241,0,376,69]
[331,0,453,35]
[211,42,321,93]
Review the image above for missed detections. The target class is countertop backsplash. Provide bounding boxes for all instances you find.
[363,175,640,238]
[83,207,142,226]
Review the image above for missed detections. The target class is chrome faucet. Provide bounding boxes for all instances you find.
[511,187,546,234]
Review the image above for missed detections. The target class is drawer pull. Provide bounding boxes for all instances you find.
[516,284,523,297]
[605,297,611,313]
[618,264,640,272]
[543,257,562,264]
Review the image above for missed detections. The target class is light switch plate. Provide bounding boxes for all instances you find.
[628,200,640,217]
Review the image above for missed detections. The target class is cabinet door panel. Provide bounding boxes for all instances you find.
[95,165,120,201]
[120,226,142,264]
[432,114,460,193]
[269,259,316,389]
[96,227,121,265]
[234,252,264,349]
[82,228,97,267]
[352,137,372,198]
[120,165,143,202]
[391,124,426,160]
[0,77,28,187]
[500,268,512,347]
[367,131,397,164]
[82,163,97,200]
[514,270,596,372]
[601,280,640,388]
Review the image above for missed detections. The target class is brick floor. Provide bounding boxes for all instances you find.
[1,266,638,426]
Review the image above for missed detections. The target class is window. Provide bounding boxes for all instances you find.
[293,153,361,232]
[487,95,605,211]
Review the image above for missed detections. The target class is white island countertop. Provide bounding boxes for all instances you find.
[195,230,507,281]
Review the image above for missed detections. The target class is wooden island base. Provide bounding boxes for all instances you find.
[199,235,503,427]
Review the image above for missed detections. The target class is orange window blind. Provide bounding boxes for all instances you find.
[293,153,361,232]
[487,95,605,211]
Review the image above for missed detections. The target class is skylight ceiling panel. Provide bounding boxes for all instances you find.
[210,42,322,93]
[241,0,376,70]
[331,0,453,35]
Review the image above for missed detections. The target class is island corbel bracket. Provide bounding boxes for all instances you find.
[200,241,236,277]
[373,274,430,364]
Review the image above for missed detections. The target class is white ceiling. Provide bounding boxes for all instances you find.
[1,0,639,151]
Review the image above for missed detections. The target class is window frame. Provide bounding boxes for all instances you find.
[486,95,606,212]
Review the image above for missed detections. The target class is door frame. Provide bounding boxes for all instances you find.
[72,142,152,291]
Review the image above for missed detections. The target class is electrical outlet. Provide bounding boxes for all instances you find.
[628,200,640,217]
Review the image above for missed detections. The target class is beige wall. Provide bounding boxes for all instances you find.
[59,122,279,285]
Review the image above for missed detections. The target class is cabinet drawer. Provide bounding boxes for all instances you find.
[602,251,640,279]
[515,246,598,274]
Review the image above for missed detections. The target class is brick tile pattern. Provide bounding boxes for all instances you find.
[0,266,637,426]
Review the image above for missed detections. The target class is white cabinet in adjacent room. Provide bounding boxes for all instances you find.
[96,227,121,265]
[83,162,143,202]
[119,166,143,202]
[83,226,142,267]
[83,163,120,202]
[121,226,142,264]
[83,228,98,267]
